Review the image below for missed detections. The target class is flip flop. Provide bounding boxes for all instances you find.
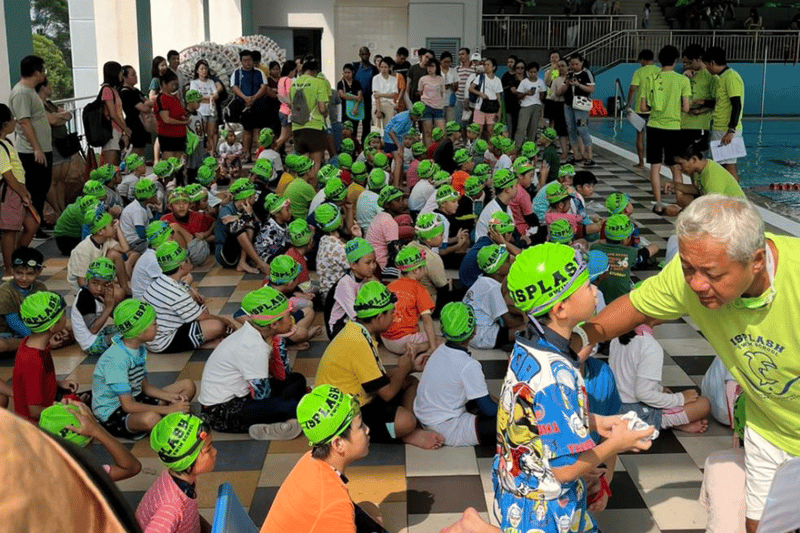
[248,419,302,441]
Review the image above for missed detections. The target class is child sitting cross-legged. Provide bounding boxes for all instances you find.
[119,178,159,256]
[314,203,353,301]
[285,219,315,290]
[543,182,601,239]
[160,188,211,267]
[117,153,148,204]
[414,302,498,446]
[410,213,450,307]
[323,238,378,340]
[71,258,123,357]
[91,299,197,439]
[263,254,322,348]
[0,247,51,354]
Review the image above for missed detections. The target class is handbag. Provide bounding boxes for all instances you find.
[478,75,500,114]
[139,111,157,133]
[54,132,81,158]
[572,95,592,112]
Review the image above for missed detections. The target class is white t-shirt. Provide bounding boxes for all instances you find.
[414,343,489,427]
[472,74,503,109]
[441,68,459,105]
[409,180,434,212]
[198,322,270,406]
[67,237,117,293]
[119,200,150,244]
[71,287,103,351]
[257,148,283,179]
[463,276,507,349]
[494,154,512,172]
[143,275,204,352]
[308,189,327,216]
[372,74,398,99]
[420,189,439,215]
[118,173,140,201]
[517,78,547,107]
[131,249,161,301]
[475,199,512,241]
[190,78,218,116]
[609,332,683,408]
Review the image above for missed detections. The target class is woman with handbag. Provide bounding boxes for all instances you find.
[120,65,154,158]
[37,77,73,217]
[99,61,132,166]
[468,58,504,140]
[190,60,223,155]
[563,53,596,166]
[337,63,364,135]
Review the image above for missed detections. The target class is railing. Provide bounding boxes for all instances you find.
[52,95,97,145]
[482,15,638,50]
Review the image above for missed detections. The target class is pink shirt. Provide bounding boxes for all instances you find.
[407,159,421,189]
[278,77,293,116]
[508,183,533,235]
[544,211,584,235]
[366,211,399,268]
[329,273,362,330]
[136,471,200,533]
[419,75,445,109]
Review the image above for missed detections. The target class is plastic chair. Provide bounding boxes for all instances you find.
[211,482,259,533]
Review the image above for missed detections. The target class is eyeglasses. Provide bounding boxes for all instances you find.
[13,258,43,269]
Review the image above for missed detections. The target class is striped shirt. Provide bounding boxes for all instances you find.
[143,275,204,352]
[136,471,200,533]
[456,65,476,101]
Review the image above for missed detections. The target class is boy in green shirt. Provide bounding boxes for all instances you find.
[672,142,745,208]
[680,44,714,149]
[704,46,744,181]
[627,49,660,167]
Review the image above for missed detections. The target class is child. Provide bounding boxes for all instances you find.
[610,322,711,433]
[248,158,274,222]
[549,218,589,253]
[0,247,48,354]
[118,153,148,204]
[591,214,656,303]
[409,159,436,215]
[13,292,77,421]
[314,203,351,300]
[494,243,654,533]
[508,157,540,238]
[218,129,243,180]
[426,127,444,159]
[433,185,471,268]
[195,160,225,210]
[345,158,367,206]
[131,220,177,300]
[39,400,142,481]
[336,152,353,184]
[602,192,645,248]
[544,182,601,239]
[380,246,438,357]
[472,138,489,166]
[284,155,317,221]
[355,167,385,235]
[286,219,314,286]
[365,185,406,276]
[492,136,515,171]
[458,175,484,225]
[460,211,521,290]
[54,196,99,256]
[410,213,449,306]
[136,413,216,532]
[214,178,270,275]
[265,254,321,347]
[151,160,174,217]
[184,89,206,183]
[420,170,452,215]
[92,164,123,218]
[199,286,306,439]
[475,168,517,241]
[406,141,427,189]
[414,302,497,446]
[119,178,158,255]
[324,237,377,339]
[161,188,212,266]
[464,244,525,349]
[68,209,135,296]
[144,240,236,353]
[71,258,121,357]
[538,127,562,188]
[451,148,474,195]
[572,170,599,222]
[254,192,292,265]
[92,298,197,438]
[256,128,283,184]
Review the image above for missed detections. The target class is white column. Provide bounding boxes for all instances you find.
[69,0,100,99]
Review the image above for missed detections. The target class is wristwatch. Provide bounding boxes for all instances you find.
[572,324,590,351]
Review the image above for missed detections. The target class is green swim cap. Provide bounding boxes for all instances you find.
[395,245,426,272]
[340,138,356,154]
[156,240,188,273]
[490,136,504,150]
[251,159,273,181]
[489,210,515,234]
[314,203,343,233]
[284,219,311,248]
[493,169,518,190]
[445,120,460,134]
[432,171,452,188]
[297,385,360,446]
[96,164,116,184]
[453,148,470,166]
[351,161,368,184]
[168,187,190,205]
[264,193,290,215]
[134,178,157,200]
[540,127,557,141]
[84,209,112,235]
[472,139,488,156]
[39,403,92,447]
[83,180,106,199]
[548,219,575,244]
[124,153,145,172]
[151,413,209,472]
[492,122,508,136]
[269,254,301,285]
[377,185,403,208]
[296,155,313,175]
[324,177,348,203]
[436,184,459,204]
[513,157,535,176]
[405,127,420,139]
[184,183,204,202]
[545,182,570,205]
[153,160,174,178]
[20,291,66,333]
[167,157,183,172]
[345,237,374,264]
[417,160,435,180]
[114,298,156,338]
[317,164,339,187]
[354,280,396,319]
[229,178,255,201]
[365,131,381,144]
[202,156,219,170]
[368,168,387,192]
[520,141,539,159]
[411,142,426,157]
[86,257,116,282]
[410,102,425,117]
[606,192,630,215]
[196,165,214,186]
[467,122,482,135]
[464,176,483,197]
[373,152,389,170]
[342,120,355,131]
[440,302,476,343]
[337,153,353,170]
[558,164,575,178]
[415,213,444,240]
[284,153,300,172]
[185,89,202,103]
[507,243,589,316]
[605,214,633,241]
[431,127,444,142]
[477,244,510,274]
[499,137,515,154]
[146,220,173,248]
[258,128,274,147]
[241,286,290,327]
[473,163,491,178]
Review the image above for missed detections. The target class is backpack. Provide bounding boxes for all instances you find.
[645,73,666,113]
[291,82,311,125]
[82,85,113,147]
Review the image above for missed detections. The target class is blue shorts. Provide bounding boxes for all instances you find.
[384,141,398,153]
[422,105,444,122]
[279,113,289,128]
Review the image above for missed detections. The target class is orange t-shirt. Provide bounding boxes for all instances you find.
[261,452,355,533]
[382,277,435,340]
[451,170,470,195]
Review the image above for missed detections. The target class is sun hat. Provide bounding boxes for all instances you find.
[378,185,403,208]
[39,403,93,447]
[464,176,483,197]
[372,152,389,170]
[477,244,510,274]
[134,178,157,200]
[346,237,375,264]
[167,157,183,173]
[548,219,575,244]
[558,164,575,178]
[432,171,452,188]
[545,182,570,205]
[440,302,476,343]
[354,280,396,319]
[83,180,106,199]
[153,160,173,179]
[124,153,145,172]
[445,121,460,134]
[472,139,488,156]
[168,188,190,205]
[453,148,470,166]
[297,385,360,446]
[436,184,459,204]
[269,255,301,285]
[337,153,353,170]
[156,240,188,273]
[473,163,491,179]
[605,192,630,215]
[84,209,112,235]
[113,298,156,338]
[431,127,444,142]
[520,141,539,159]
[470,52,482,61]
[493,169,518,190]
[411,142,427,157]
[410,102,425,117]
[229,178,255,201]
[150,413,209,472]
[324,177,348,203]
[296,155,313,175]
[241,286,290,327]
[196,165,214,186]
[20,291,66,333]
[467,123,481,135]
[507,243,589,316]
[492,123,508,136]
[288,219,313,247]
[587,250,609,282]
[395,245,426,272]
[251,159,273,181]
[605,214,634,241]
[368,168,386,191]
[86,257,116,282]
[416,160,435,180]
[513,157,535,176]
[540,127,557,141]
[258,128,274,147]
[489,211,515,234]
[351,161,368,184]
[314,203,343,233]
[284,153,300,172]
[340,138,356,154]
[146,220,172,248]
[202,156,218,170]
[415,213,445,240]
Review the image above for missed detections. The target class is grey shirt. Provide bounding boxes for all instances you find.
[9,81,51,153]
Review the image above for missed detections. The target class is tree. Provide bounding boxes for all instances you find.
[31,0,70,56]
[32,33,73,99]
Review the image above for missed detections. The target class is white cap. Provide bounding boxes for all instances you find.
[470,52,482,62]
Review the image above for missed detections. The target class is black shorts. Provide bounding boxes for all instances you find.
[100,392,161,439]
[645,126,682,166]
[241,107,269,131]
[545,100,568,137]
[158,135,186,153]
[360,394,404,443]
[162,321,205,353]
[680,129,709,152]
[637,112,650,125]
[293,128,328,154]
[56,235,80,256]
[493,325,511,349]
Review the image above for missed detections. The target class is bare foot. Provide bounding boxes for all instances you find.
[308,325,323,340]
[289,341,310,351]
[236,261,259,274]
[675,419,709,434]
[403,428,445,450]
[634,162,644,169]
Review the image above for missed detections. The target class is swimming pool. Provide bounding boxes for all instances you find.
[589,119,800,210]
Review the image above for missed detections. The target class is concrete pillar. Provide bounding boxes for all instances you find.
[4,0,33,97]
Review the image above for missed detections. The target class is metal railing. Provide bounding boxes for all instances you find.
[482,15,638,50]
[52,95,97,144]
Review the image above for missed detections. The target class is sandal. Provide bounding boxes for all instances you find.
[583,159,595,166]
[652,205,665,215]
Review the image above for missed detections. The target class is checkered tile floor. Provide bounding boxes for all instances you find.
[8,146,795,532]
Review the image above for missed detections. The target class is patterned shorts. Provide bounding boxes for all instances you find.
[201,395,249,433]
[85,325,120,358]
[100,393,161,439]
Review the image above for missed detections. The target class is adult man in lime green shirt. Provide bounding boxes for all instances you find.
[640,45,690,214]
[290,59,329,178]
[672,145,745,207]
[582,195,800,533]
[627,49,660,167]
[705,46,744,181]
[680,44,714,148]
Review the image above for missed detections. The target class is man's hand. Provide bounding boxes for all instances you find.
[34,149,45,165]
[721,131,734,146]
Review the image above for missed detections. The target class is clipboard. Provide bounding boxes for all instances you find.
[710,137,747,161]
[627,110,646,132]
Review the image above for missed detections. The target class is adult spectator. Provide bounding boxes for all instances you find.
[548,59,571,161]
[230,49,268,163]
[98,61,131,166]
[189,59,222,156]
[626,49,659,168]
[469,58,504,139]
[290,60,329,179]
[514,61,546,148]
[276,60,297,152]
[9,55,51,231]
[464,52,485,125]
[372,57,399,132]
[563,53,595,166]
[338,63,363,133]
[704,46,744,181]
[395,46,412,107]
[353,47,379,143]
[37,77,72,218]
[455,47,476,131]
[120,65,154,157]
[501,55,520,135]
[744,8,763,32]
[154,69,188,162]
[264,60,283,140]
[167,49,186,103]
[583,195,800,533]
[439,51,459,123]
[418,58,446,145]
[148,56,167,100]
[408,48,433,103]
